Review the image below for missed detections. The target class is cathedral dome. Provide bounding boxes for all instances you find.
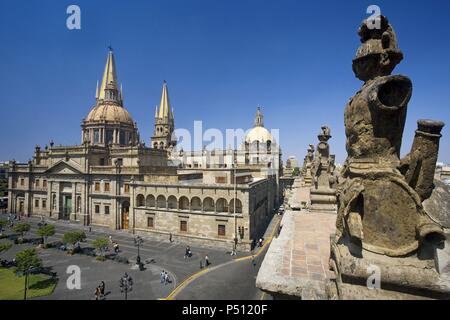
[85,104,134,125]
[245,126,273,143]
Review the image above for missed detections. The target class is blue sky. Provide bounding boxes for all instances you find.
[1,0,449,165]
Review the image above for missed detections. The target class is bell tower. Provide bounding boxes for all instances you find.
[151,81,176,152]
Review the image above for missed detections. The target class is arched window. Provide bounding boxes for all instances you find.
[157,195,166,209]
[203,197,215,212]
[168,196,177,209]
[136,194,145,207]
[160,142,164,149]
[146,195,155,208]
[229,199,243,213]
[191,197,202,211]
[216,198,229,213]
[179,196,189,210]
[267,140,272,153]
[153,142,158,149]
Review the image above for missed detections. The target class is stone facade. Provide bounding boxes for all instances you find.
[7,50,279,252]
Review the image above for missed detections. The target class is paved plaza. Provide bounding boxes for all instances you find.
[0,213,279,300]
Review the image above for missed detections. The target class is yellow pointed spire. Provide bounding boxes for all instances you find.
[158,80,173,119]
[98,49,119,102]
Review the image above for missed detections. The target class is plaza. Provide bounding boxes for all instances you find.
[0,212,278,300]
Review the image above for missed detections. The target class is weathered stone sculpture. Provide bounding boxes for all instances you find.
[309,126,337,213]
[301,144,315,186]
[328,15,449,299]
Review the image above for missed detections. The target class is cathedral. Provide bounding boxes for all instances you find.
[6,50,282,251]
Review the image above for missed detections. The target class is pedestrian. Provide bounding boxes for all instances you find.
[200,260,203,269]
[164,271,169,285]
[94,286,101,300]
[184,246,191,259]
[169,232,173,243]
[205,255,210,267]
[89,226,92,233]
[99,281,105,296]
[160,270,165,283]
[252,255,256,267]
[109,235,113,244]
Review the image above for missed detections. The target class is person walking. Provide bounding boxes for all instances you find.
[205,255,210,267]
[109,235,113,244]
[160,270,165,284]
[164,271,169,285]
[99,281,105,297]
[94,286,101,300]
[184,246,191,259]
[169,233,173,243]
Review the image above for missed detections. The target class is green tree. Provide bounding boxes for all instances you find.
[36,224,55,247]
[92,238,109,259]
[62,231,86,245]
[0,242,12,253]
[15,248,42,273]
[0,218,7,233]
[13,223,31,238]
[292,167,301,177]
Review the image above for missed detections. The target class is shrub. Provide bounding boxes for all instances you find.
[92,238,109,258]
[62,231,86,245]
[12,223,31,238]
[0,242,12,253]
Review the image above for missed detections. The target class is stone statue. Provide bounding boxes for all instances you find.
[309,126,337,213]
[328,15,448,299]
[301,144,315,186]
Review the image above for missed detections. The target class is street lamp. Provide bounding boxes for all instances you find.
[23,266,39,300]
[119,272,133,300]
[134,235,144,270]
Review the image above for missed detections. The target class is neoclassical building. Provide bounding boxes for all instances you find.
[7,50,280,251]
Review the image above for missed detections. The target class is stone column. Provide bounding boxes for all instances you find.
[56,183,60,219]
[130,182,135,233]
[47,181,52,218]
[71,182,77,221]
[7,173,13,213]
